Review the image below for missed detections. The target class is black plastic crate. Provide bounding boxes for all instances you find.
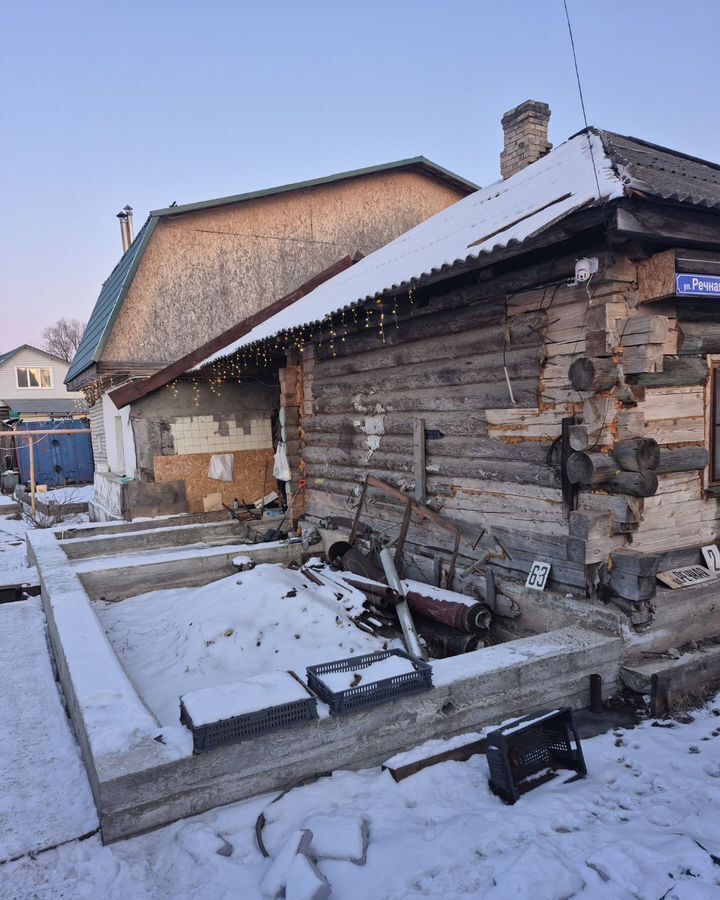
[180,693,318,753]
[307,649,433,716]
[486,707,587,804]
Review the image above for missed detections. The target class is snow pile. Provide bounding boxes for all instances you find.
[95,563,393,726]
[0,515,37,585]
[44,484,95,505]
[181,671,311,727]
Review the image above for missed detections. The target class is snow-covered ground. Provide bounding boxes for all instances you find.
[0,598,97,864]
[1,521,720,899]
[94,563,395,726]
[42,484,95,505]
[4,696,720,899]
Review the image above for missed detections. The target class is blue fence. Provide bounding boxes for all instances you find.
[16,420,94,487]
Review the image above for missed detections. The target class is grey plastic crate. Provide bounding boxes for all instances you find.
[307,649,433,716]
[180,694,318,753]
[486,707,587,804]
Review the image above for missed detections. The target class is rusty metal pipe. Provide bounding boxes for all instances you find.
[405,591,491,634]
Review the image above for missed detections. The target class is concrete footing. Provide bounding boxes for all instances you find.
[25,515,626,843]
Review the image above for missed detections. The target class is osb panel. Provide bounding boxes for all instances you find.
[153,449,274,513]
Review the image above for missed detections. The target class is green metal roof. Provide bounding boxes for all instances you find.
[65,218,157,383]
[150,157,478,217]
[65,157,476,383]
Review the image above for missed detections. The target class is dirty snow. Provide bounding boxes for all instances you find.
[95,564,392,726]
[0,512,38,585]
[2,518,720,897]
[4,696,720,898]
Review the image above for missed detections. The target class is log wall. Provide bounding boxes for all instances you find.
[277,247,720,610]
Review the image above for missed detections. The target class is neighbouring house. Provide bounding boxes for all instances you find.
[111,100,720,652]
[65,159,476,519]
[0,344,85,421]
[0,345,93,488]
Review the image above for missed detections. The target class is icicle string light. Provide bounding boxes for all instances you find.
[159,292,419,397]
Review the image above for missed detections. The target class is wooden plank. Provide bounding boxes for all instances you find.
[383,737,489,782]
[651,648,720,717]
[414,418,426,505]
[631,356,708,388]
[641,387,704,420]
[636,249,676,303]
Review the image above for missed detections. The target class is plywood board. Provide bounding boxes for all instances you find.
[154,448,275,513]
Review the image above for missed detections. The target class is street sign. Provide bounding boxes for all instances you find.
[676,273,720,297]
[657,565,716,589]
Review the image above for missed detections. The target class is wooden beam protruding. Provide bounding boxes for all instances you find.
[568,358,620,392]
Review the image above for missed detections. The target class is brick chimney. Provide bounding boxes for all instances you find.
[500,100,552,179]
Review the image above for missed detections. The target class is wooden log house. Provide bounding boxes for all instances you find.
[111,103,720,644]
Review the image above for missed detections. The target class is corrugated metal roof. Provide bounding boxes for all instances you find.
[600,130,720,210]
[3,398,87,415]
[149,157,478,217]
[196,131,623,369]
[66,158,476,383]
[65,219,156,383]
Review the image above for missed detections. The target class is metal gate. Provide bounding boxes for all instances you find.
[16,420,94,486]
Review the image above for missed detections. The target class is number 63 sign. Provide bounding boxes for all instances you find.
[526,561,551,591]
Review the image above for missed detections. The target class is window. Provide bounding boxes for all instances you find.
[16,367,52,388]
[711,363,720,485]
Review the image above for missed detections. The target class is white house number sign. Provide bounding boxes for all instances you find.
[701,544,720,574]
[525,561,551,591]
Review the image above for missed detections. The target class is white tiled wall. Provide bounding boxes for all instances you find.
[169,415,273,456]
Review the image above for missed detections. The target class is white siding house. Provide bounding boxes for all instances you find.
[0,345,84,419]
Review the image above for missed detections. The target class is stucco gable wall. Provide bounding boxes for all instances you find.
[101,170,463,366]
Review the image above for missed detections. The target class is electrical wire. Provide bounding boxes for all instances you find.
[562,0,603,200]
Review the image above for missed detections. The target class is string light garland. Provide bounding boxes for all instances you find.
[157,271,572,399]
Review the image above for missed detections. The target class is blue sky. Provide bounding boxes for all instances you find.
[2,0,718,349]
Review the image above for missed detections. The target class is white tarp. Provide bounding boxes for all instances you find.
[208,453,234,482]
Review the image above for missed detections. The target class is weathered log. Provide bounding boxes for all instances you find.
[568,357,620,392]
[677,321,720,356]
[628,355,708,388]
[612,438,660,472]
[568,424,590,451]
[566,451,618,485]
[656,446,709,474]
[605,471,659,497]
[615,383,646,404]
[610,568,657,602]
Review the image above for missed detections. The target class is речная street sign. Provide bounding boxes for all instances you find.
[676,273,720,297]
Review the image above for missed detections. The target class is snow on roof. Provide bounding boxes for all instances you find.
[196,131,623,370]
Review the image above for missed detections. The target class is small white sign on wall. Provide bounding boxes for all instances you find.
[701,544,720,574]
[525,561,551,591]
